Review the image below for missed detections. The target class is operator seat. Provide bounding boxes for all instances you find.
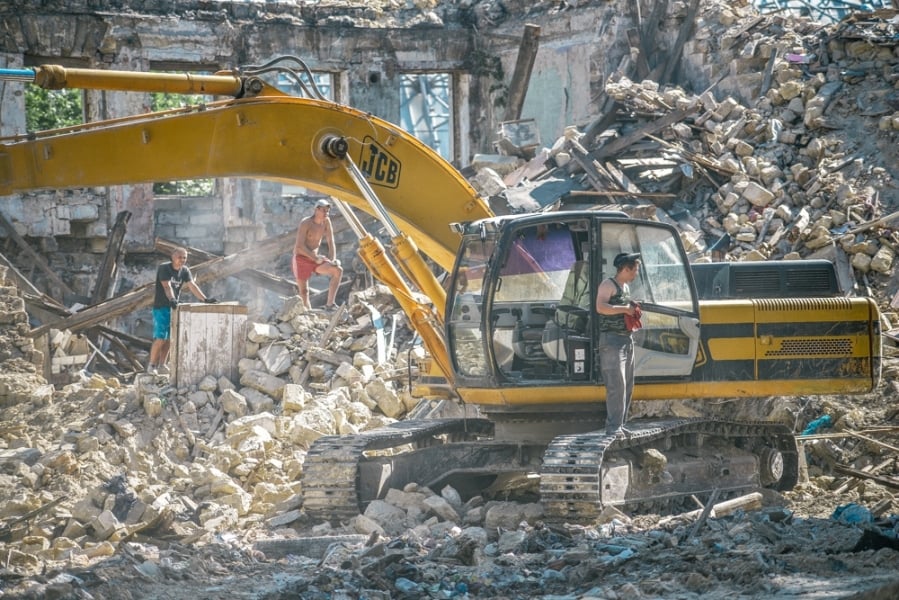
[542,261,591,362]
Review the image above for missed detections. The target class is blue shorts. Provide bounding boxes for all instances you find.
[152,307,172,340]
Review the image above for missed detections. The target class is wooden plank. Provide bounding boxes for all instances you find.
[687,487,719,538]
[723,15,765,50]
[570,147,614,192]
[847,431,899,454]
[0,496,65,538]
[0,252,43,296]
[846,208,899,236]
[833,457,894,495]
[503,24,542,122]
[759,47,778,97]
[23,285,149,373]
[834,464,899,490]
[660,0,700,86]
[91,210,131,304]
[582,100,622,149]
[567,190,676,199]
[591,107,692,159]
[100,332,145,372]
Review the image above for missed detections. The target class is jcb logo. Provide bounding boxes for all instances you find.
[359,137,401,189]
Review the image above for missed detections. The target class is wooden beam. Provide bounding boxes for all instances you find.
[91,211,131,305]
[567,190,676,199]
[627,28,650,80]
[834,464,899,490]
[582,100,622,149]
[28,231,294,338]
[660,0,700,86]
[833,457,894,495]
[570,145,616,192]
[641,0,668,68]
[0,252,43,296]
[0,210,76,299]
[591,107,692,159]
[503,24,541,122]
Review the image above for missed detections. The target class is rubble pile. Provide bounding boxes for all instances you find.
[4,2,899,599]
[1,286,424,560]
[0,265,48,403]
[474,6,899,309]
[2,253,899,598]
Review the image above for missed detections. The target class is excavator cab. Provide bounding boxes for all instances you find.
[446,211,702,396]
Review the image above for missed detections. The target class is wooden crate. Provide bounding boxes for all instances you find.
[171,303,247,388]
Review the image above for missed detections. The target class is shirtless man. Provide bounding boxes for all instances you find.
[292,198,343,309]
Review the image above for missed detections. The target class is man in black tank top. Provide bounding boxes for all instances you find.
[596,252,641,436]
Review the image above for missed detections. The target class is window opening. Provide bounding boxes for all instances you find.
[399,73,453,160]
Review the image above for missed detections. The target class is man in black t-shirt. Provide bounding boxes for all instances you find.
[595,252,641,437]
[148,247,215,375]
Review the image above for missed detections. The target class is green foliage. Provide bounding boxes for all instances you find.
[25,86,82,131]
[150,92,214,196]
[150,91,203,111]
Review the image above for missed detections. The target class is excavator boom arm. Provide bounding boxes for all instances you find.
[0,95,491,272]
[0,65,494,381]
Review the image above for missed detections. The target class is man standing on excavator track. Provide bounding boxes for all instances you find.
[292,198,343,310]
[596,252,642,437]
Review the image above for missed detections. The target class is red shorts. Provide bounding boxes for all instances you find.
[293,254,319,280]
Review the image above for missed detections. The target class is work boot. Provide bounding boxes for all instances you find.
[147,365,158,375]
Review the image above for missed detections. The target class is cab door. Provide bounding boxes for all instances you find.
[597,220,701,378]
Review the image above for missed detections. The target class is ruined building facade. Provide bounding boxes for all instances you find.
[0,1,797,309]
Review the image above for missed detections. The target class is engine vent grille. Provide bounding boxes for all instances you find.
[755,297,854,311]
[764,338,853,357]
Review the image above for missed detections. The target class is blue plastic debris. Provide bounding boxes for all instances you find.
[395,577,421,594]
[832,503,874,525]
[802,415,833,435]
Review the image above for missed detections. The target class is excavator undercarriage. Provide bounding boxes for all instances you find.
[301,417,799,523]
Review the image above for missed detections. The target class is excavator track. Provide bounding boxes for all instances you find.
[302,417,798,524]
[540,418,799,523]
[301,418,494,522]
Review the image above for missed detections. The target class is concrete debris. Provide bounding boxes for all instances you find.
[3,2,899,598]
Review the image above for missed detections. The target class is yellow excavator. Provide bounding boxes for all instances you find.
[0,59,881,522]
